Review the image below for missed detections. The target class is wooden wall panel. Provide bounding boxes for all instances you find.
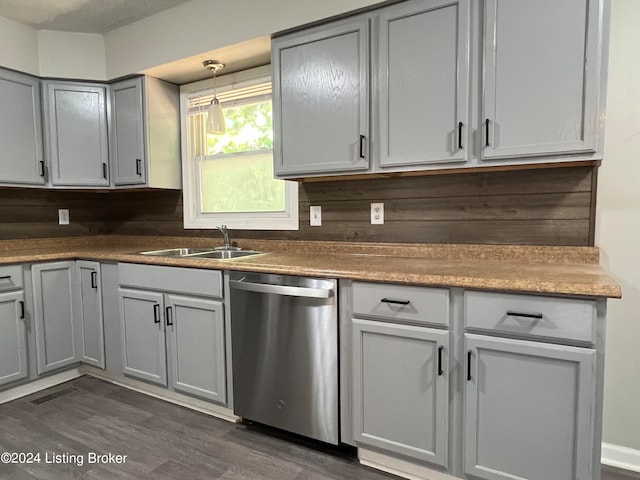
[0,165,597,246]
[0,188,107,240]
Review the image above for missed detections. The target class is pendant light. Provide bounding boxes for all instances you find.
[203,60,226,134]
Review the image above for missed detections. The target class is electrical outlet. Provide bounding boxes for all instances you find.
[371,203,384,224]
[58,209,70,225]
[310,206,322,226]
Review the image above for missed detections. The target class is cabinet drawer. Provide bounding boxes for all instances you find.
[464,291,596,344]
[118,263,222,298]
[352,282,449,327]
[0,265,23,291]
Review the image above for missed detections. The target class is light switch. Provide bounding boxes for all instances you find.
[310,206,322,226]
[371,203,384,224]
[58,209,70,225]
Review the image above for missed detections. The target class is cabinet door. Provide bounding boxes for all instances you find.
[481,0,601,159]
[0,69,45,185]
[0,291,28,386]
[118,288,166,386]
[44,82,110,186]
[166,295,226,404]
[377,0,470,168]
[32,262,80,374]
[273,18,370,177]
[464,333,596,480]
[110,77,146,186]
[352,318,449,466]
[76,261,105,369]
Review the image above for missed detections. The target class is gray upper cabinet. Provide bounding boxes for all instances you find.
[352,318,449,466]
[166,295,226,403]
[377,0,470,168]
[0,290,28,387]
[32,261,80,375]
[76,261,105,369]
[110,76,181,188]
[464,333,596,480]
[119,288,167,386]
[0,68,45,186]
[44,82,110,187]
[273,17,370,177]
[110,77,145,186]
[481,0,604,160]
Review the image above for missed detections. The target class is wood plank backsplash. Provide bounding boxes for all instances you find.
[0,165,597,246]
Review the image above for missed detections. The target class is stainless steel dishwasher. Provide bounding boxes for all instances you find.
[229,271,339,445]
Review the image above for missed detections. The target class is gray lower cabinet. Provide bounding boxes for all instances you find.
[43,81,110,187]
[464,334,596,480]
[0,68,45,186]
[0,290,28,387]
[166,294,226,403]
[117,264,226,404]
[32,261,80,374]
[76,261,105,369]
[352,318,449,467]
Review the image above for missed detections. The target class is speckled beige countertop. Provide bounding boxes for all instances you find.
[0,235,621,298]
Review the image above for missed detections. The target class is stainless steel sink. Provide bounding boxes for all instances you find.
[139,247,216,257]
[139,247,263,259]
[190,250,263,259]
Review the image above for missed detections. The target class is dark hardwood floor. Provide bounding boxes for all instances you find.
[0,376,635,480]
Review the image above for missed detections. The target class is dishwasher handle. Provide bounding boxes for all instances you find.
[230,280,333,299]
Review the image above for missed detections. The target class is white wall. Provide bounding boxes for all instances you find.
[38,30,106,80]
[596,0,640,452]
[104,0,380,79]
[0,15,38,75]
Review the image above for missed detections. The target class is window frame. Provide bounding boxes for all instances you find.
[180,65,298,230]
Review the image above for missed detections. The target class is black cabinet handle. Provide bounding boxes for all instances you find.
[485,118,490,147]
[438,345,444,376]
[380,298,410,306]
[359,135,366,159]
[19,301,25,319]
[506,310,543,319]
[166,306,173,326]
[467,350,472,381]
[136,158,142,176]
[90,271,98,289]
[39,160,46,177]
[458,121,463,149]
[153,304,160,324]
[0,275,10,280]
[102,163,108,179]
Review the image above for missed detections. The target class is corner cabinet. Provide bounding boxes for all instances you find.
[43,81,110,187]
[272,17,370,176]
[480,0,605,160]
[0,68,46,186]
[110,76,181,189]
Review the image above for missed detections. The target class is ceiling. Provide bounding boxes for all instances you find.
[0,0,194,34]
[0,0,271,84]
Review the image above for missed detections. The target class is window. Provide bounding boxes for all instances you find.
[181,66,298,230]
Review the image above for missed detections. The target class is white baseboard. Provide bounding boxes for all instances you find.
[358,448,457,480]
[0,368,83,404]
[602,443,640,474]
[81,366,240,423]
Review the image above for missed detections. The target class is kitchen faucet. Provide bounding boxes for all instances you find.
[216,224,237,250]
